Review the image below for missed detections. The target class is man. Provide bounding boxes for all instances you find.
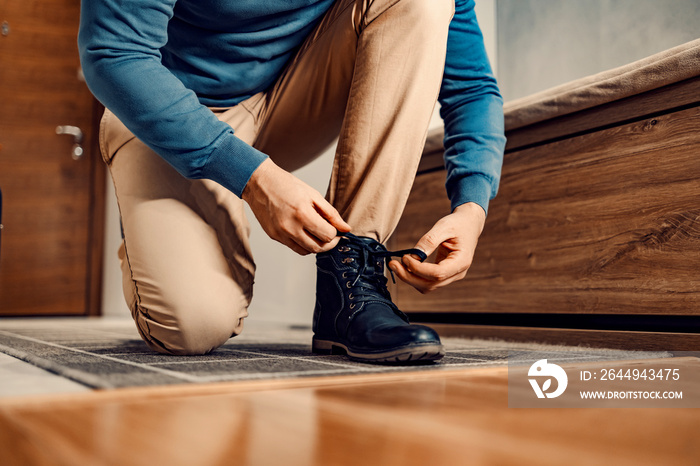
[78,0,505,363]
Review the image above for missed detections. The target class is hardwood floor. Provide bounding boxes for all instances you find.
[1,360,698,466]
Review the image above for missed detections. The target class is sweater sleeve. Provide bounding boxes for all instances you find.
[78,0,267,197]
[438,0,506,215]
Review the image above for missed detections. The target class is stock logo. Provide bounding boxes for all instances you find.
[528,359,568,398]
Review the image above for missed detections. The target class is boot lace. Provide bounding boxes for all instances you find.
[336,233,427,312]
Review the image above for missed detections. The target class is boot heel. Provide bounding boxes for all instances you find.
[312,338,333,354]
[312,338,347,355]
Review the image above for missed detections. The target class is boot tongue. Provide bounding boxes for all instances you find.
[351,235,381,249]
[356,239,386,275]
[366,258,383,277]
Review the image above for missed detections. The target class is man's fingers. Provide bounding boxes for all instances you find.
[389,206,483,291]
[402,254,464,281]
[280,202,345,255]
[314,198,351,233]
[303,210,339,243]
[285,222,341,255]
[413,221,449,258]
[292,228,332,254]
[284,237,311,256]
[389,260,433,293]
[305,232,341,253]
[390,259,467,293]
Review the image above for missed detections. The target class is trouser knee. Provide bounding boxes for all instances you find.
[131,302,247,356]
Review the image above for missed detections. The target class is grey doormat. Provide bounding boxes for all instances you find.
[0,318,670,389]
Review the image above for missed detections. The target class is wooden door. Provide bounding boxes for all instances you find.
[0,0,104,315]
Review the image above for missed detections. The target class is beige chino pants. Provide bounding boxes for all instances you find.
[101,0,454,355]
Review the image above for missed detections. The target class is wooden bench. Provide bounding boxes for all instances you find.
[390,39,700,350]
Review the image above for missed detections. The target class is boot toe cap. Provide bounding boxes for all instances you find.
[358,322,441,349]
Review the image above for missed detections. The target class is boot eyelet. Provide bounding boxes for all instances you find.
[349,303,356,309]
[342,258,354,264]
[346,281,352,288]
[348,293,354,300]
[338,246,350,253]
[342,272,348,279]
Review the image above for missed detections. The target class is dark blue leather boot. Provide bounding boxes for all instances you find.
[312,233,445,363]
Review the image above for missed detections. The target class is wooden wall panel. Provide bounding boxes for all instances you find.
[505,77,700,151]
[392,107,700,316]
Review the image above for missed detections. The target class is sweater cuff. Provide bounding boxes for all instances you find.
[448,174,493,216]
[201,132,268,197]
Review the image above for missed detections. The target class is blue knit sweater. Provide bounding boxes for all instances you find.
[79,0,505,213]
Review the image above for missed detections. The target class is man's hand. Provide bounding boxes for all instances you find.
[388,202,485,293]
[242,159,351,255]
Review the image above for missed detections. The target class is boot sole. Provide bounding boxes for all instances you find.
[312,338,445,364]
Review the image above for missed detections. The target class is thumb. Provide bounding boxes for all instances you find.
[414,221,447,257]
[314,198,351,233]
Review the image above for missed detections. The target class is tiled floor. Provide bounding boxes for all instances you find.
[0,352,88,397]
[1,317,515,390]
[0,318,131,396]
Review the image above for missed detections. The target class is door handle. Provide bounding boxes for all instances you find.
[56,125,84,160]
